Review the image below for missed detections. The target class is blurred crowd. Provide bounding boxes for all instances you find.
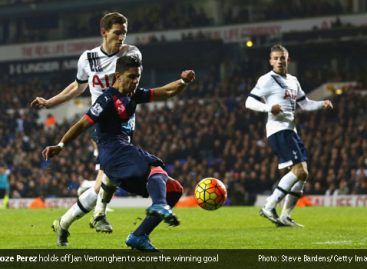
[263,0,345,22]
[0,1,365,206]
[0,77,96,198]
[0,0,357,45]
[134,91,367,205]
[0,66,366,205]
[0,0,47,5]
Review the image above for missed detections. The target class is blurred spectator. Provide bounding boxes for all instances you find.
[0,0,356,45]
[0,162,10,208]
[29,195,46,208]
[44,113,56,129]
[0,61,366,205]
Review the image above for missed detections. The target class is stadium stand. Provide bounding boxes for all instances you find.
[0,0,366,205]
[0,0,359,45]
[0,70,366,204]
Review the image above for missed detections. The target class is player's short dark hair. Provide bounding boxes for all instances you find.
[100,12,128,31]
[115,55,142,73]
[270,44,288,56]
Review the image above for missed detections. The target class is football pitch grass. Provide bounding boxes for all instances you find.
[0,206,366,249]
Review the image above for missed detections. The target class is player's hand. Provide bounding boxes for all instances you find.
[271,104,283,115]
[181,70,195,84]
[322,100,333,109]
[42,145,63,160]
[31,97,49,109]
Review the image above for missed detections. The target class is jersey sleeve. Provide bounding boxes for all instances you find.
[295,79,323,110]
[295,79,306,102]
[76,51,89,84]
[84,93,111,124]
[246,75,272,112]
[249,75,270,100]
[132,88,153,104]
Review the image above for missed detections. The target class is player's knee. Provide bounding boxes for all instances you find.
[166,178,183,208]
[94,170,105,193]
[94,184,101,193]
[148,166,168,178]
[101,178,116,203]
[295,168,308,181]
[166,178,184,194]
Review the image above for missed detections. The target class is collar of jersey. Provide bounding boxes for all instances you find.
[271,70,287,78]
[110,87,130,97]
[99,46,120,57]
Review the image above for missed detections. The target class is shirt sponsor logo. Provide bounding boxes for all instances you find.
[283,88,297,100]
[91,103,103,116]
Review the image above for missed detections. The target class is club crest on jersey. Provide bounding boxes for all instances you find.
[283,88,297,100]
[271,75,297,100]
[91,102,103,116]
[113,96,128,120]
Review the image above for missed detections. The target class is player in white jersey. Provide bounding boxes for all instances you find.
[31,12,141,238]
[76,36,141,105]
[245,44,333,227]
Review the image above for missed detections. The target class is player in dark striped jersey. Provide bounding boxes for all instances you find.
[43,55,195,251]
[31,12,141,233]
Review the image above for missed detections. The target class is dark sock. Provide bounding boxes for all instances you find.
[166,192,182,208]
[146,173,167,205]
[134,191,182,236]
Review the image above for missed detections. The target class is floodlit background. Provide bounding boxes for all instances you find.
[0,0,366,207]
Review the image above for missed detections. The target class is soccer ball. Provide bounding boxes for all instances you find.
[194,178,227,210]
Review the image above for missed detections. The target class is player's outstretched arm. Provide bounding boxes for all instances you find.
[42,117,92,160]
[297,97,333,111]
[31,81,88,109]
[151,70,195,101]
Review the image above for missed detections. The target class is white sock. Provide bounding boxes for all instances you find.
[60,187,97,230]
[94,188,107,218]
[265,171,298,210]
[93,175,115,218]
[280,180,305,218]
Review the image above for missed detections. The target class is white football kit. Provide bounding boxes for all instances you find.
[76,44,142,168]
[246,70,325,169]
[76,44,142,103]
[246,70,323,137]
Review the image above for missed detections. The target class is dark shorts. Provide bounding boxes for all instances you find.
[99,141,164,197]
[268,129,307,169]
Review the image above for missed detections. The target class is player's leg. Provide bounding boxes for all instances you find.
[52,185,98,246]
[145,167,180,226]
[129,177,183,234]
[89,174,114,211]
[0,189,9,209]
[2,193,9,209]
[77,179,96,196]
[279,162,308,227]
[52,145,101,245]
[91,171,116,233]
[85,135,114,231]
[261,130,306,225]
[261,169,299,225]
[126,169,183,251]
